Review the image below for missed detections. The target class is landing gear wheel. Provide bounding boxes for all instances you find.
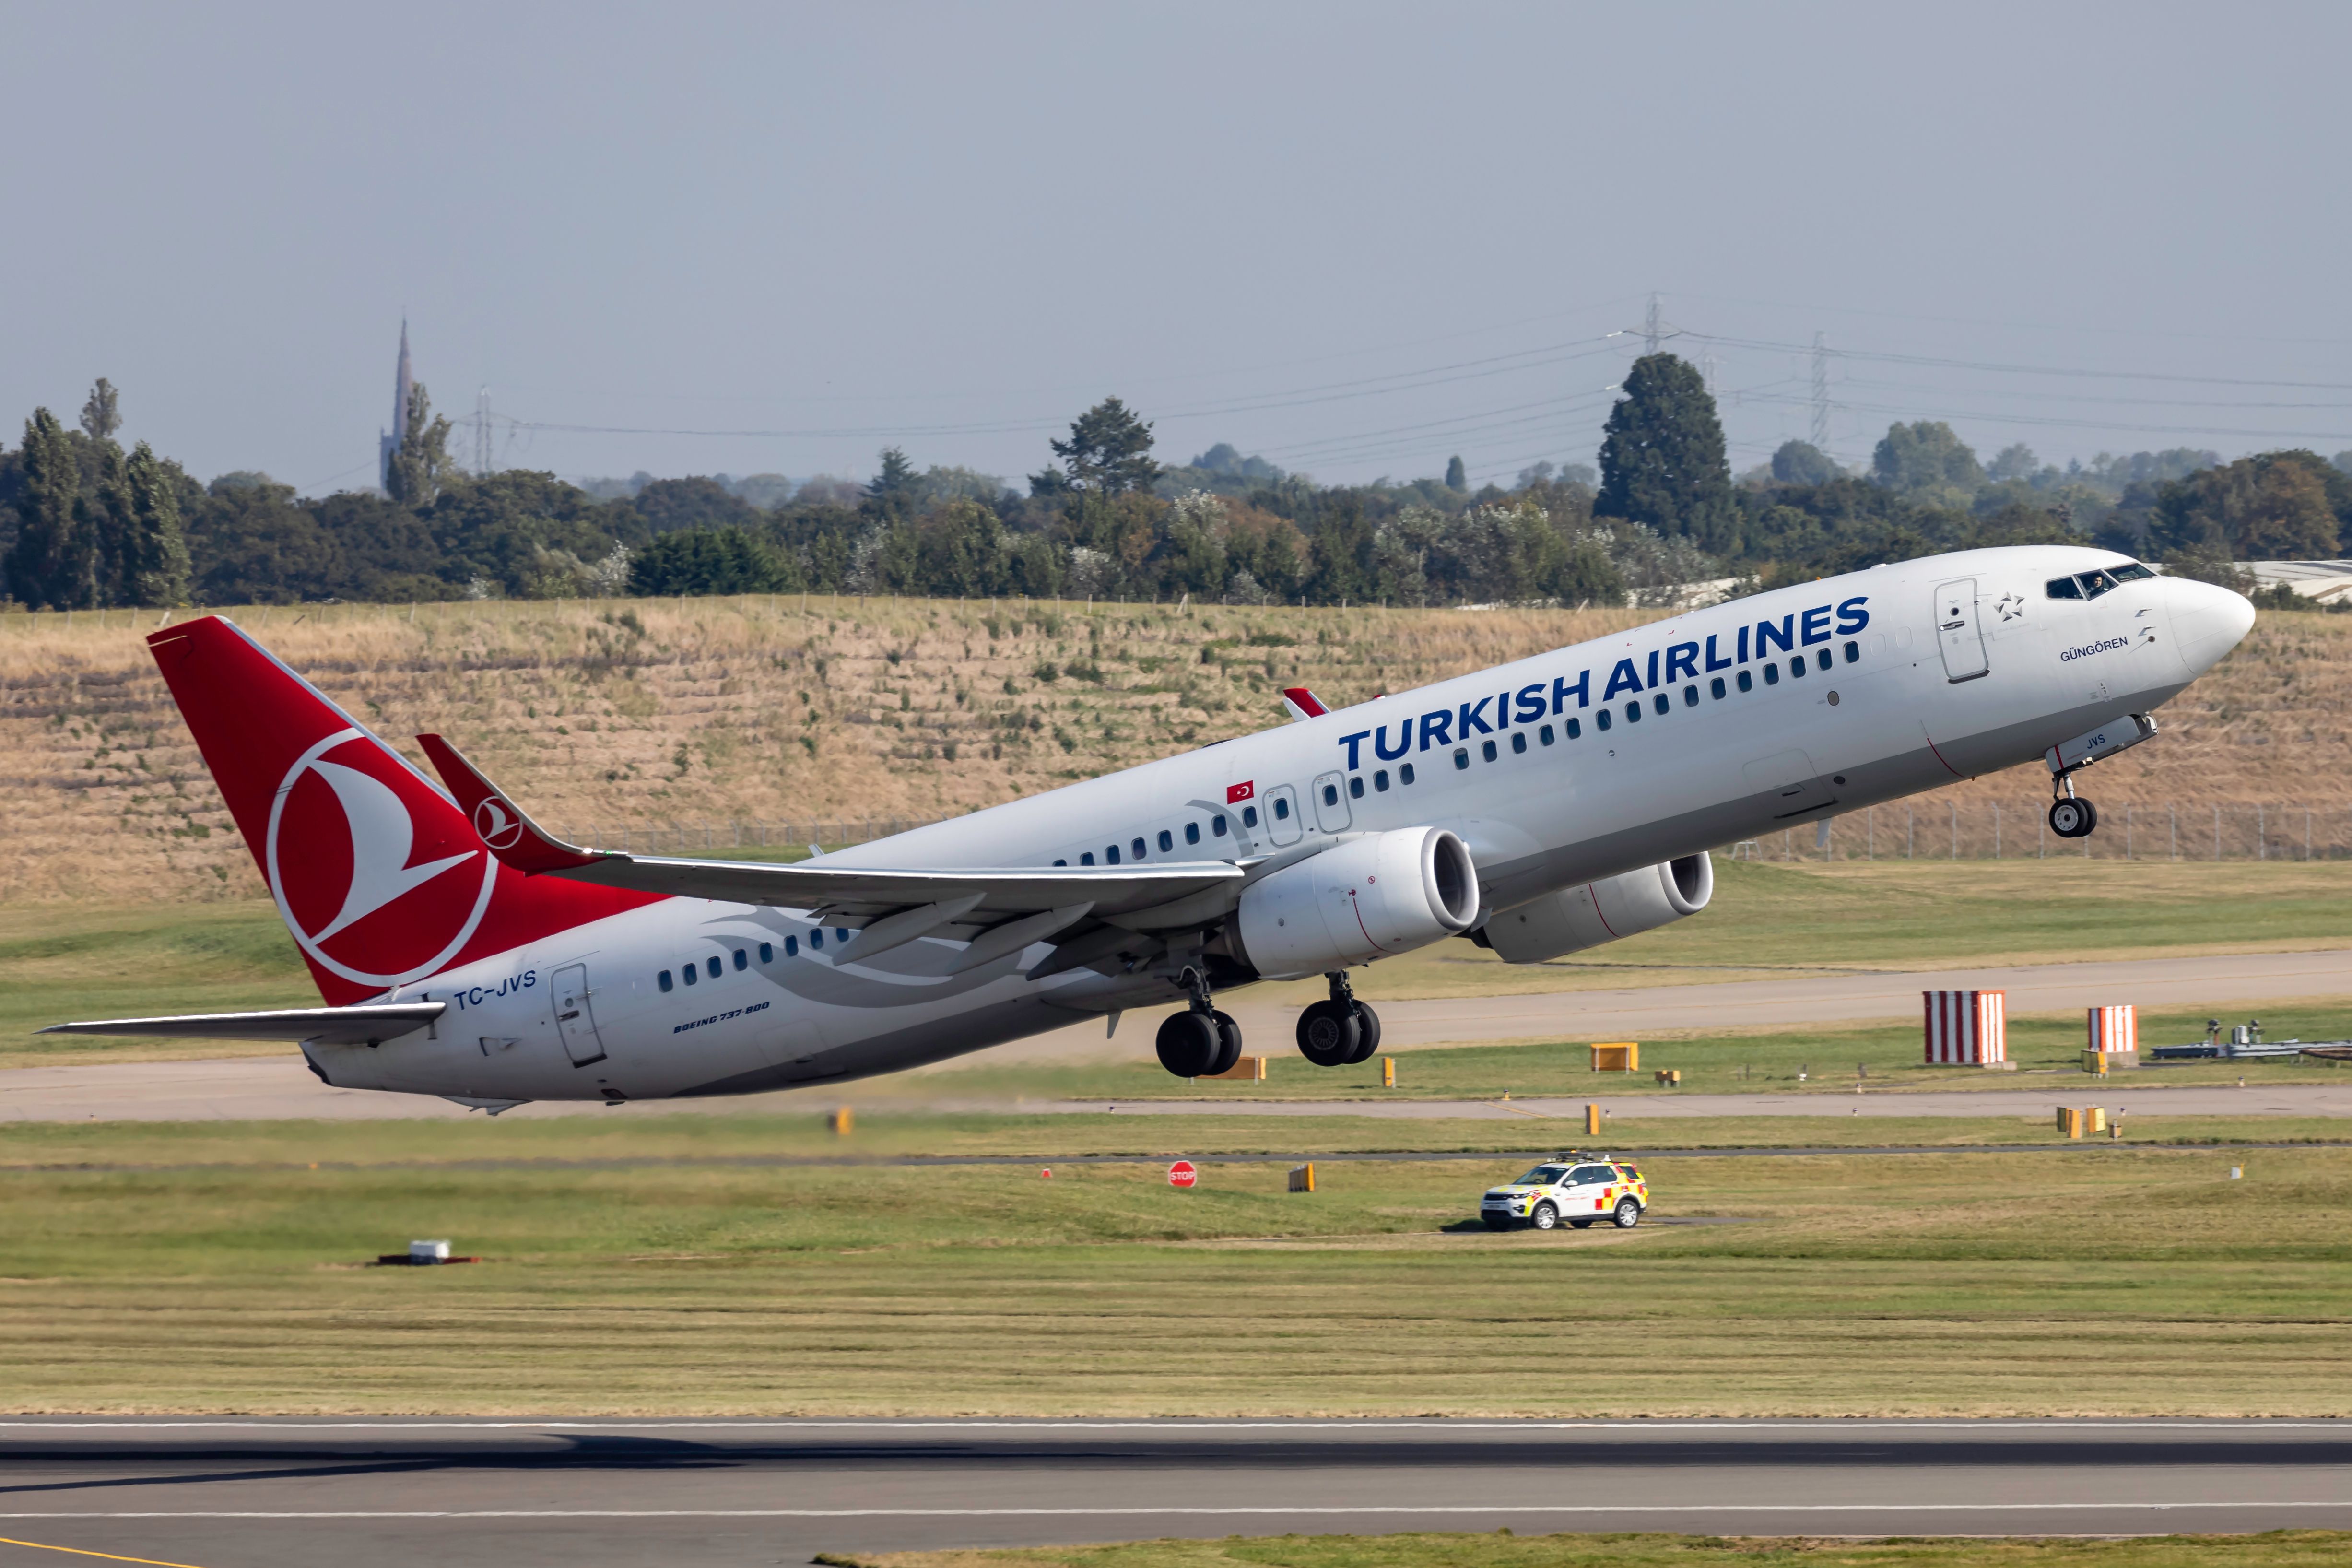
[1530,1202,1560,1231]
[1206,1010,1243,1077]
[1156,1010,1221,1078]
[1297,999,1361,1068]
[2049,797,2098,838]
[1613,1198,1642,1229]
[1568,1217,1596,1229]
[1343,1002,1381,1065]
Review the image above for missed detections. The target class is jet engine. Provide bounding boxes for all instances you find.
[1229,827,1478,980]
[1480,852,1714,965]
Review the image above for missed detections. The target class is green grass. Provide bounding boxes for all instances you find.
[7,859,2349,1066]
[1,1117,2349,1415]
[817,1533,2352,1568]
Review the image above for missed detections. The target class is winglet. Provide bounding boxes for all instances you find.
[1280,686,1329,722]
[415,733,605,873]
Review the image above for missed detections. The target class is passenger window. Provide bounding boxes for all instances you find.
[1131,837,1146,859]
[1374,769,1390,791]
[785,935,799,956]
[1789,658,1806,678]
[1566,717,1581,739]
[1399,762,1416,784]
[1158,829,1173,852]
[1764,663,1780,686]
[1625,701,1641,723]
[758,942,772,964]
[1106,845,1121,864]
[1454,747,1470,769]
[2046,576,2082,600]
[1511,731,1527,754]
[1081,852,1094,865]
[1816,649,1832,672]
[1738,669,1754,692]
[1684,684,1698,707]
[707,957,721,979]
[1596,709,1612,731]
[682,963,698,986]
[1185,822,1200,844]
[1054,858,1067,866]
[1481,739,1497,762]
[1539,723,1554,745]
[811,928,823,948]
[1348,775,1364,798]
[1844,640,1859,663]
[1233,809,1247,830]
[1273,798,1290,820]
[1710,676,1726,699]
[733,948,747,971]
[658,969,673,992]
[1653,694,1669,716]
[1322,783,1339,805]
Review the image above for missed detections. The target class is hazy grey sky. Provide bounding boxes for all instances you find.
[6,2,2349,493]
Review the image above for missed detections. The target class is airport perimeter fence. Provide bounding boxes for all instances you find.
[1727,802,2352,863]
[562,802,2350,864]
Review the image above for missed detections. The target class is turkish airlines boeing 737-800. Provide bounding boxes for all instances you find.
[47,545,2252,1110]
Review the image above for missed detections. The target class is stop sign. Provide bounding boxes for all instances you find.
[1168,1160,1198,1188]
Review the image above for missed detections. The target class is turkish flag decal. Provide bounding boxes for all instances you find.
[1226,781,1255,804]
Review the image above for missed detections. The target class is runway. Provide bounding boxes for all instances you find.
[0,1418,2346,1567]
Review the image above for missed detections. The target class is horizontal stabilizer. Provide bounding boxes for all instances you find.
[39,1002,447,1047]
[418,731,1247,923]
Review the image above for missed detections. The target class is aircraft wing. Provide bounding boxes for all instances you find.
[415,734,1247,931]
[38,1002,447,1046]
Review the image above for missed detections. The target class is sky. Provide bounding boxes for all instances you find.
[5,1,2351,495]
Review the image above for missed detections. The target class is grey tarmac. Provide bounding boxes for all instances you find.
[0,1418,2347,1568]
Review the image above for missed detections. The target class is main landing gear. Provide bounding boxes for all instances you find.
[1155,967,1242,1078]
[1297,972,1381,1068]
[2048,772,2099,839]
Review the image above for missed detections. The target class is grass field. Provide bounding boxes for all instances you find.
[8,858,2348,1067]
[818,1533,2352,1568]
[1,1115,2347,1415]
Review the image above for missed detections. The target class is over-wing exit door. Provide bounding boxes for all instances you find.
[1935,578,1989,683]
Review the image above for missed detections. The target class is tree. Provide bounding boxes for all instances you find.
[3,409,96,609]
[1594,353,1737,554]
[1986,443,2040,484]
[633,477,757,534]
[1303,492,1377,604]
[864,446,921,518]
[383,383,455,507]
[1769,440,1839,485]
[117,441,190,606]
[1871,421,1984,500]
[629,527,790,596]
[2149,452,2341,563]
[79,379,121,442]
[1049,397,1159,495]
[1444,455,1467,491]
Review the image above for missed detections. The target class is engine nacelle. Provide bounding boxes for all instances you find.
[1481,852,1713,965]
[1231,827,1479,980]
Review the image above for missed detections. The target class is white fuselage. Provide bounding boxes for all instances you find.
[311,546,2252,1104]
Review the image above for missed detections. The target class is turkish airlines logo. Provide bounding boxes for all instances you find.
[265,727,497,988]
[472,795,526,849]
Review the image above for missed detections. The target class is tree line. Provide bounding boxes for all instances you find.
[6,361,2349,613]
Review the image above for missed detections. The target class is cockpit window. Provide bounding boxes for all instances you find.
[2110,562,2156,583]
[2050,564,2152,601]
[2079,568,2119,600]
[2046,576,2083,600]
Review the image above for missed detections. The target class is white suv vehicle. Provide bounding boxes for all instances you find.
[1481,1157,1647,1230]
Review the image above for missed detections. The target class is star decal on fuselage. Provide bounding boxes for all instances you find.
[1994,592,2025,622]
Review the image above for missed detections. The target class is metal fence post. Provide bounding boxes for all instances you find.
[1996,802,2002,859]
[2214,803,2222,861]
[1950,801,1957,859]
[2170,803,2177,861]
[2258,804,2266,861]
[2125,804,2132,861]
[1906,803,1914,859]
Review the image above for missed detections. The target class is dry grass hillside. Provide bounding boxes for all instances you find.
[0,594,2344,903]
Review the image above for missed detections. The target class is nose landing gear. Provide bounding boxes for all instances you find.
[1297,971,1381,1067]
[2048,773,2099,839]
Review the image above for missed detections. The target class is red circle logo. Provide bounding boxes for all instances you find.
[1168,1160,1198,1188]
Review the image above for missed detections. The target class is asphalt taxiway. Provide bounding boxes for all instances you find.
[0,1418,2345,1567]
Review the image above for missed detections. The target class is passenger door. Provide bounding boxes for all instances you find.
[1934,578,1989,683]
[1566,1163,1616,1218]
[550,962,607,1067]
[1264,784,1304,846]
[1310,770,1352,833]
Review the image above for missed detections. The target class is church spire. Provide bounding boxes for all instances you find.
[379,318,414,491]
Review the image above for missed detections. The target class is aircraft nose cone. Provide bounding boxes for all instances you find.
[2166,576,2256,675]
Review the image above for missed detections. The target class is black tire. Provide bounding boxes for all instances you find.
[2048,798,2097,838]
[1156,1010,1220,1078]
[1344,1001,1381,1065]
[1207,1010,1243,1077]
[1612,1197,1642,1229]
[1530,1201,1559,1231]
[1296,1000,1360,1067]
[1568,1217,1596,1229]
